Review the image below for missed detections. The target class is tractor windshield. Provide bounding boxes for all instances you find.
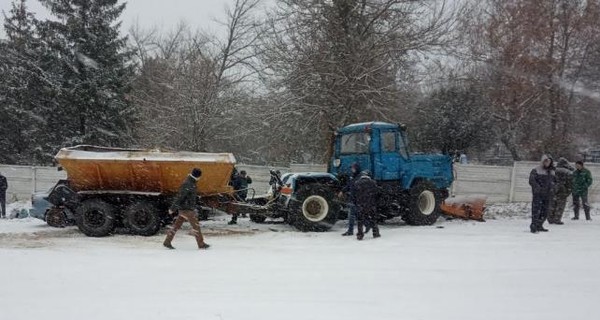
[340,132,369,154]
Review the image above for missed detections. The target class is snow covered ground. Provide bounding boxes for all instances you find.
[1,205,599,320]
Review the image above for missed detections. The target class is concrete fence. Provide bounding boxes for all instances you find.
[2,162,599,204]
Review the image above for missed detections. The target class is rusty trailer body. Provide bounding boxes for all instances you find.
[55,145,237,196]
[47,145,240,237]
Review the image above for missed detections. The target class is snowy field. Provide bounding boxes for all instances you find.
[1,204,600,320]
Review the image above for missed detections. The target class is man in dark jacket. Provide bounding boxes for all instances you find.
[529,155,556,233]
[163,168,210,249]
[548,157,573,224]
[354,170,380,240]
[572,161,593,221]
[0,172,7,219]
[341,163,361,236]
[229,170,253,225]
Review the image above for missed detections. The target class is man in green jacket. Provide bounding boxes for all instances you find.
[163,168,210,249]
[572,161,593,221]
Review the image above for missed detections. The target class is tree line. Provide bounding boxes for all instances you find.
[1,0,600,166]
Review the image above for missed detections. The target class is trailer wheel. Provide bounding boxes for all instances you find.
[46,207,67,228]
[249,214,267,223]
[404,181,441,226]
[289,184,339,232]
[76,199,116,237]
[124,200,161,236]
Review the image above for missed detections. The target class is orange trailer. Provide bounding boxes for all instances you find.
[47,145,240,237]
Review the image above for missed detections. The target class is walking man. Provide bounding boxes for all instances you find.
[341,163,361,236]
[163,168,210,249]
[572,161,593,221]
[0,172,7,219]
[548,157,573,225]
[529,155,556,233]
[354,170,380,240]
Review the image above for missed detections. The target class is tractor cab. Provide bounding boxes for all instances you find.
[330,122,410,182]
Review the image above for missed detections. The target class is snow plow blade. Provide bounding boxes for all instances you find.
[440,195,487,221]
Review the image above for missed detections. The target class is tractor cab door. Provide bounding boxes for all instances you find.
[374,129,405,181]
[334,131,373,177]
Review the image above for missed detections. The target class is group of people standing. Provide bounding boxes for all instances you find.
[529,155,594,233]
[340,163,381,240]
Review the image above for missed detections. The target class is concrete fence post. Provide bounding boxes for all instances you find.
[31,166,37,195]
[508,162,517,202]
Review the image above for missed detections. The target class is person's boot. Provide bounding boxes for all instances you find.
[538,226,549,232]
[356,233,364,241]
[228,220,237,225]
[373,231,381,238]
[163,230,175,249]
[163,242,175,249]
[585,208,591,221]
[341,230,353,236]
[530,225,538,233]
[555,221,564,225]
[198,243,210,249]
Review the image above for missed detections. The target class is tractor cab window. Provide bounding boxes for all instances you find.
[381,132,397,152]
[340,132,370,154]
[398,132,409,158]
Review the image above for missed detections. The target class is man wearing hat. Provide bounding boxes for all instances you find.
[163,168,210,249]
[354,170,381,240]
[572,160,593,221]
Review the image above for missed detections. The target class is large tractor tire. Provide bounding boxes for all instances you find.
[76,199,116,237]
[248,198,268,223]
[124,200,161,236]
[249,214,267,223]
[404,181,442,226]
[288,184,339,232]
[45,207,67,228]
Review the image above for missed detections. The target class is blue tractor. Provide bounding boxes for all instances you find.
[329,122,454,225]
[253,121,454,232]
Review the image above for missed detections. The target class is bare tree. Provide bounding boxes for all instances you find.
[129,0,263,153]
[257,0,462,161]
[459,0,600,160]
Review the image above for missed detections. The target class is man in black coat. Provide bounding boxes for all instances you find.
[354,170,380,240]
[548,157,573,224]
[0,172,7,219]
[341,162,361,236]
[529,155,556,233]
[163,168,210,249]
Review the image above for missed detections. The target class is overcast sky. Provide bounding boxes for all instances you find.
[0,0,256,38]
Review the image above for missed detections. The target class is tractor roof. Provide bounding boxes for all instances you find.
[337,122,399,133]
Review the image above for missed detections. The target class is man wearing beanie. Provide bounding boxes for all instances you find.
[163,168,210,249]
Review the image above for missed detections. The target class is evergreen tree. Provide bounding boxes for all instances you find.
[0,0,59,164]
[37,0,136,147]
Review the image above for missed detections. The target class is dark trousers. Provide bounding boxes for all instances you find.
[573,192,591,220]
[357,207,379,237]
[531,194,550,231]
[346,203,357,233]
[164,210,206,248]
[548,194,569,223]
[0,192,5,218]
[231,190,248,222]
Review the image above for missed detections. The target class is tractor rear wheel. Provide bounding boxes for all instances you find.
[404,181,441,226]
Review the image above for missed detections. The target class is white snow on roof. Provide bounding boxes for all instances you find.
[56,145,236,163]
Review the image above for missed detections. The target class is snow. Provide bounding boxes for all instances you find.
[57,146,237,163]
[1,206,600,320]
